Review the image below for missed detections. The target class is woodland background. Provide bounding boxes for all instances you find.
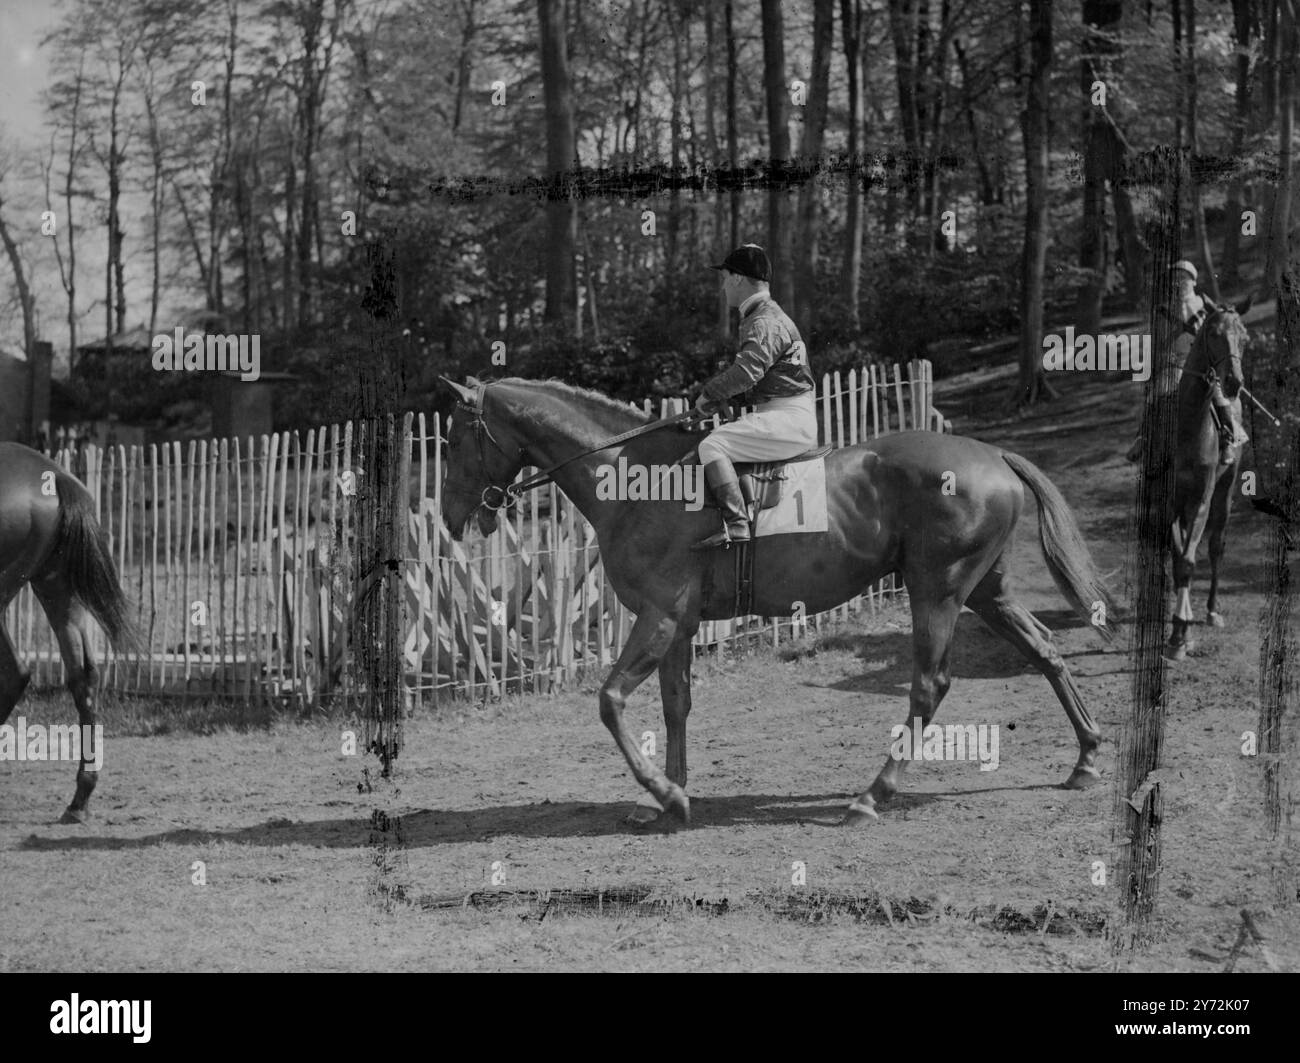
[0,0,1296,436]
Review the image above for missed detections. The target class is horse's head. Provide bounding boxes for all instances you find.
[439,377,527,539]
[1193,296,1252,399]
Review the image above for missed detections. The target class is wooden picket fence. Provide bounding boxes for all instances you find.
[6,360,945,706]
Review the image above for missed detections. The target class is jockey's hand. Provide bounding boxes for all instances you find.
[694,393,716,411]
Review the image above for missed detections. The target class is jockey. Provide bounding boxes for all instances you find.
[1126,260,1247,467]
[692,244,817,549]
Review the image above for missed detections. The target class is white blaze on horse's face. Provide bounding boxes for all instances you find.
[1206,308,1249,397]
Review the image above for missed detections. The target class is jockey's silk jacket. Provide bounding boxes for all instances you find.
[700,295,815,405]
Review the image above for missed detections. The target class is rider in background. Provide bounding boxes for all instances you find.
[1126,260,1247,467]
[692,244,817,549]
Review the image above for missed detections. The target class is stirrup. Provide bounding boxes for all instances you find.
[692,524,751,551]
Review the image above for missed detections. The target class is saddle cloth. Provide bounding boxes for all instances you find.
[734,445,831,514]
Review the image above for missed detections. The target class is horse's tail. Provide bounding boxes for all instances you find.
[52,472,141,653]
[1001,451,1121,642]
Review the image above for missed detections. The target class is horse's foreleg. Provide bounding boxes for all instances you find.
[1205,475,1235,627]
[966,575,1102,789]
[1168,479,1216,660]
[33,577,101,825]
[0,617,31,726]
[846,594,961,824]
[600,608,690,824]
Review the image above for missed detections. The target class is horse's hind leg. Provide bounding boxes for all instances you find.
[1205,473,1235,627]
[965,568,1102,789]
[0,616,32,727]
[844,593,962,824]
[31,574,101,825]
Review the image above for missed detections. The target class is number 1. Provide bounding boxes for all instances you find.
[794,489,804,525]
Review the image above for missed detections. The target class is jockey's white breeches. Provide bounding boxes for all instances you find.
[697,392,819,464]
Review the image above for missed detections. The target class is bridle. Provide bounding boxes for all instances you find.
[1183,303,1244,393]
[445,380,702,521]
[1179,303,1280,427]
[445,381,528,516]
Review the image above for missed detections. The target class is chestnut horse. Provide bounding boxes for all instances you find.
[440,378,1117,824]
[0,444,137,823]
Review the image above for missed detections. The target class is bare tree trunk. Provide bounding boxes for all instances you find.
[538,0,576,327]
[296,0,328,330]
[1018,0,1056,405]
[666,0,683,287]
[453,0,478,131]
[842,0,865,329]
[705,0,729,340]
[795,0,834,337]
[283,156,296,330]
[143,74,164,337]
[1265,0,1295,295]
[725,0,740,252]
[924,0,952,252]
[107,79,126,337]
[1262,0,1279,126]
[1222,0,1253,286]
[761,0,793,306]
[0,201,36,361]
[53,61,84,371]
[1075,0,1118,337]
[1172,0,1184,148]
[953,39,994,205]
[888,0,921,219]
[1185,0,1220,300]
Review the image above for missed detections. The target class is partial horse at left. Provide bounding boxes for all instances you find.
[0,443,138,823]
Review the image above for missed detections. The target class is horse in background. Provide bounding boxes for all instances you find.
[0,444,138,823]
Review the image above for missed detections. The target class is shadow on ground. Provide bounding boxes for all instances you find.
[16,778,1076,851]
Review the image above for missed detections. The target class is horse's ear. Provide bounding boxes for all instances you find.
[439,376,477,404]
[1235,294,1253,317]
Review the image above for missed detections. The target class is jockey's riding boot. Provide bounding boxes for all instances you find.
[693,459,751,550]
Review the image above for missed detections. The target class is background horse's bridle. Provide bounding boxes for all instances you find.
[1182,303,1242,390]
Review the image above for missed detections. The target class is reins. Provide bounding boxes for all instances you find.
[1181,305,1280,427]
[452,380,703,513]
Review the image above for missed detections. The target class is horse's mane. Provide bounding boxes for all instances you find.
[493,374,650,421]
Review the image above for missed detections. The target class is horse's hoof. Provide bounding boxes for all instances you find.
[1063,767,1101,790]
[660,786,691,825]
[59,807,90,825]
[840,800,880,825]
[1208,612,1225,628]
[1163,643,1188,662]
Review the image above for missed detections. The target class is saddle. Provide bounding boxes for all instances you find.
[700,444,832,621]
[731,445,832,514]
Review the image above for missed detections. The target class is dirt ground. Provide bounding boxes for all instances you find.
[3,363,1297,972]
